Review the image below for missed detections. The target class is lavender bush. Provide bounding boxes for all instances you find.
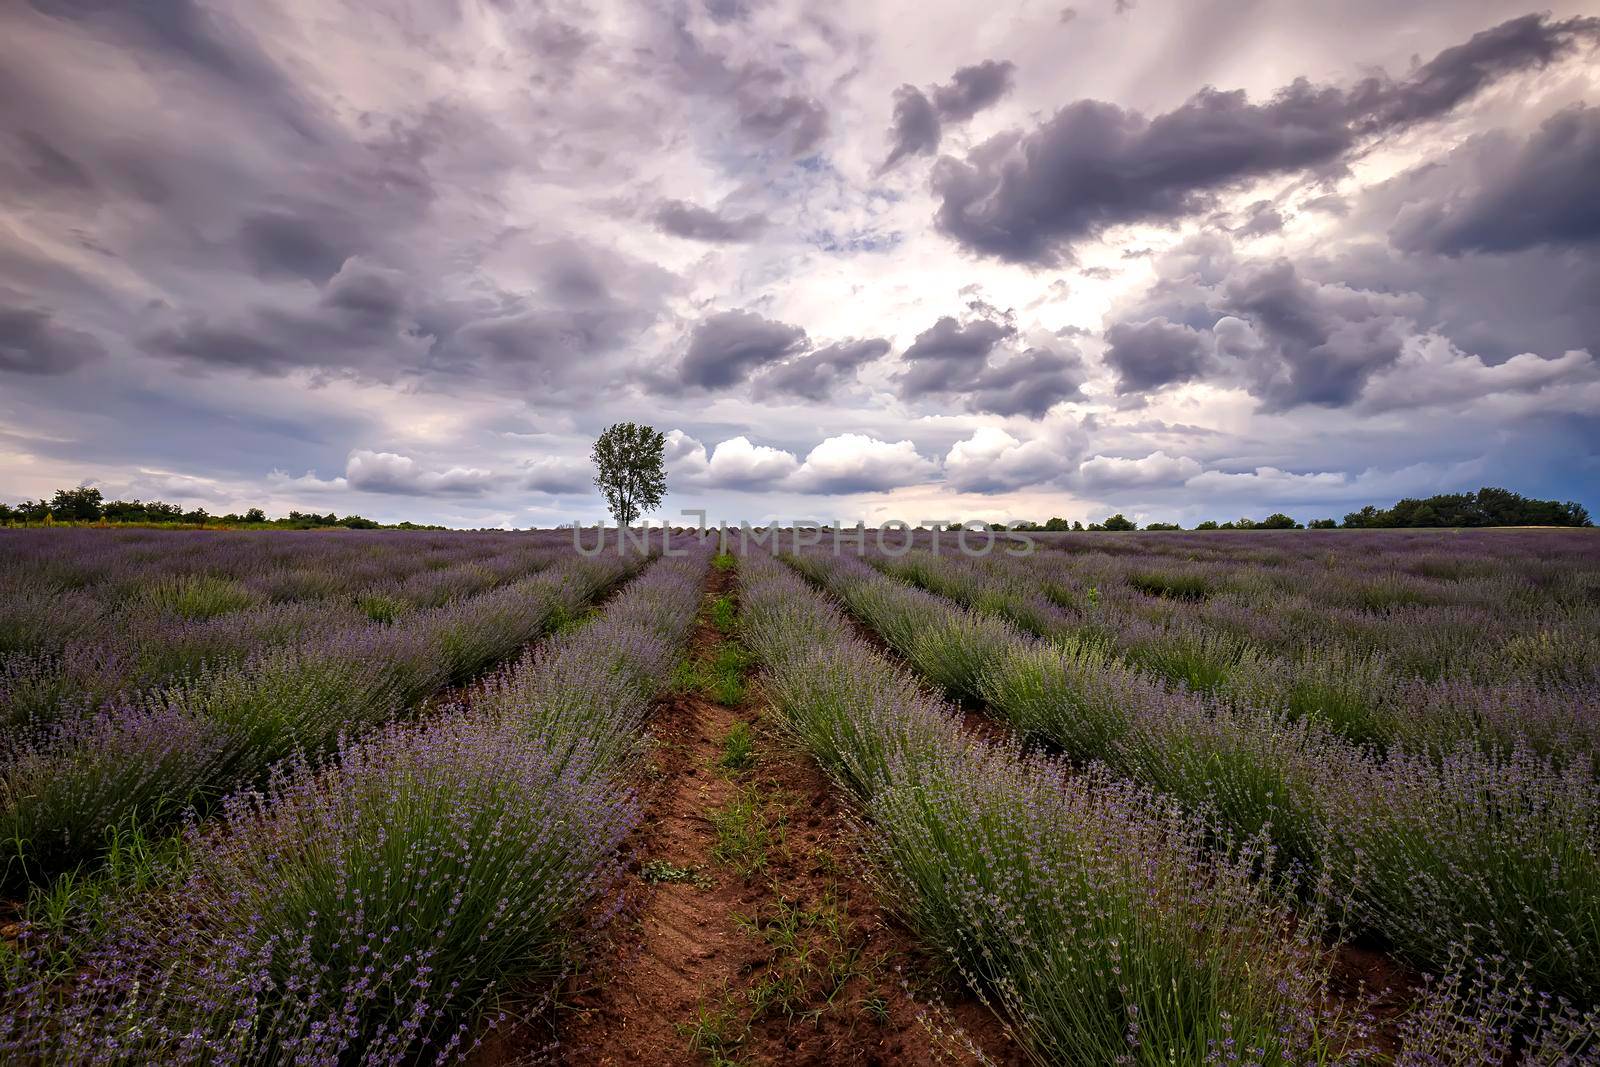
[789,546,1600,1005]
[739,551,1352,1064]
[0,551,642,892]
[0,541,715,1063]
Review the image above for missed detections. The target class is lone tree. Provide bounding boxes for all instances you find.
[592,421,666,525]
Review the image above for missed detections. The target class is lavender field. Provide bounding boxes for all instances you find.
[0,527,1597,1063]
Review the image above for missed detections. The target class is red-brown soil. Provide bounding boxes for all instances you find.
[485,563,1021,1066]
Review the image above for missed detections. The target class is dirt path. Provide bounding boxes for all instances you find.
[555,562,1020,1067]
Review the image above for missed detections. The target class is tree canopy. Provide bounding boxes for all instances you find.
[591,422,667,525]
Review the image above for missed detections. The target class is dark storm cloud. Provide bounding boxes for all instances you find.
[11,129,94,193]
[894,315,1080,417]
[738,91,829,156]
[0,304,107,375]
[754,337,891,400]
[1389,105,1600,256]
[930,60,1017,122]
[882,60,1017,171]
[30,0,286,98]
[143,244,671,388]
[881,86,942,172]
[1104,237,1425,410]
[646,10,834,158]
[1103,318,1210,394]
[238,210,366,282]
[896,316,1015,396]
[320,260,409,323]
[1329,106,1600,366]
[702,0,749,23]
[436,243,674,387]
[1346,14,1595,130]
[140,258,422,377]
[969,345,1085,417]
[1234,200,1286,237]
[674,310,810,391]
[27,0,320,141]
[1217,259,1413,409]
[653,200,768,243]
[932,13,1598,264]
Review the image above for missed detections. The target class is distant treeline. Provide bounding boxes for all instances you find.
[1008,487,1592,532]
[0,487,444,531]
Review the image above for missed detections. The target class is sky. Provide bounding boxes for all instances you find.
[1,0,1598,528]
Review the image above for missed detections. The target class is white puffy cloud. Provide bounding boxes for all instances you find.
[790,434,938,494]
[1360,338,1600,414]
[664,431,801,490]
[708,437,802,487]
[521,456,594,494]
[1076,450,1202,490]
[272,450,501,497]
[666,429,936,495]
[943,427,1069,493]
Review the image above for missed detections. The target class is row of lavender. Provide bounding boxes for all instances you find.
[1004,528,1597,690]
[0,545,713,1063]
[1,533,644,897]
[739,550,1594,1063]
[1,530,582,729]
[867,532,1600,765]
[786,549,1600,1008]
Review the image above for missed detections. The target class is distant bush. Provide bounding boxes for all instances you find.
[1259,513,1302,529]
[3,487,426,530]
[1308,518,1338,529]
[1343,487,1591,528]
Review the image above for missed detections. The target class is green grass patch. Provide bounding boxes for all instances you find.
[1127,569,1213,601]
[708,785,780,877]
[709,594,737,633]
[677,644,753,706]
[141,574,257,619]
[716,722,757,774]
[640,858,710,888]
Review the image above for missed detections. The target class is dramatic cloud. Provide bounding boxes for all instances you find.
[344,451,499,496]
[273,450,501,498]
[896,316,1015,396]
[1388,105,1600,256]
[1104,238,1425,410]
[882,59,1017,170]
[894,315,1084,417]
[754,338,891,400]
[968,346,1086,417]
[1,2,1595,525]
[653,200,768,243]
[1216,259,1419,409]
[1103,318,1211,394]
[932,14,1598,264]
[672,310,810,391]
[881,86,942,172]
[0,304,106,375]
[930,60,1017,122]
[521,457,594,495]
